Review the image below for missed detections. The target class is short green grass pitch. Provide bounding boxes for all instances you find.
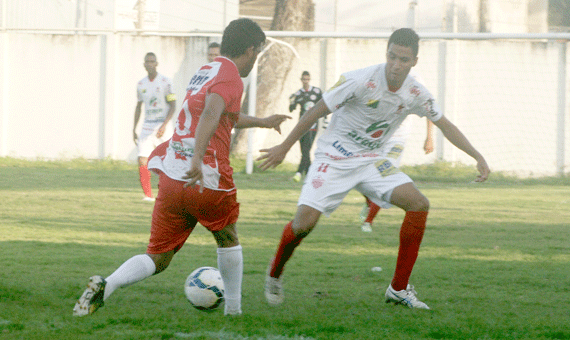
[0,158,569,340]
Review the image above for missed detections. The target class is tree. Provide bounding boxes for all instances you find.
[232,0,315,154]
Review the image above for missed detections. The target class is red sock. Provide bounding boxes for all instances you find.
[391,211,428,291]
[139,165,152,198]
[365,202,381,224]
[269,221,304,278]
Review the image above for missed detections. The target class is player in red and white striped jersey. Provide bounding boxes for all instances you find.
[74,19,290,317]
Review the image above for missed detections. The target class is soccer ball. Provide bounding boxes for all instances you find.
[184,267,225,311]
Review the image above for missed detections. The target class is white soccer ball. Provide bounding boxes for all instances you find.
[184,267,225,311]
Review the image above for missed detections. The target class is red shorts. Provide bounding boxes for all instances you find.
[147,173,240,254]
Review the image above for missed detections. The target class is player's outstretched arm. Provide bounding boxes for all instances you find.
[433,116,490,182]
[182,93,226,192]
[235,114,291,133]
[257,99,330,171]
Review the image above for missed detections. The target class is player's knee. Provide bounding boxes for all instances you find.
[409,195,429,211]
[148,252,174,274]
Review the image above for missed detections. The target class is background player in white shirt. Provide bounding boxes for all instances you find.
[133,52,177,201]
[258,28,490,309]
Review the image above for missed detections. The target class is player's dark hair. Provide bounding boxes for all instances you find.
[145,52,156,60]
[387,28,419,57]
[302,71,310,77]
[220,18,266,58]
[208,42,220,49]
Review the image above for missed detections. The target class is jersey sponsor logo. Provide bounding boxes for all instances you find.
[366,99,379,108]
[186,68,213,94]
[375,159,400,177]
[386,144,404,159]
[150,97,158,107]
[365,81,377,89]
[365,121,390,138]
[170,140,195,158]
[347,130,384,150]
[332,141,354,157]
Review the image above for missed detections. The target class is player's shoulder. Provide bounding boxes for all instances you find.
[157,73,172,83]
[312,86,323,94]
[340,64,383,88]
[404,75,433,101]
[137,76,149,86]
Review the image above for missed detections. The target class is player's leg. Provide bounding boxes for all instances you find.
[266,161,356,305]
[357,164,429,308]
[73,174,193,317]
[212,223,243,315]
[385,182,430,309]
[297,131,312,177]
[360,196,381,232]
[265,204,321,305]
[137,127,156,199]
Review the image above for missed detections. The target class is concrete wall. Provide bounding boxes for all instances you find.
[0,32,568,176]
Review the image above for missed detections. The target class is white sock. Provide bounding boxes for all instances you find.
[103,254,156,300]
[217,245,243,314]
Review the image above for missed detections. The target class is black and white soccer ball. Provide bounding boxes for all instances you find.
[184,267,225,311]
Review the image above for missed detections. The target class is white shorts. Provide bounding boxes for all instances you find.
[137,124,172,158]
[298,159,413,217]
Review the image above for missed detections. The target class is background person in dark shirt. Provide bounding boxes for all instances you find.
[289,71,323,182]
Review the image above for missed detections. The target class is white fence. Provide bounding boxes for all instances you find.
[0,30,569,177]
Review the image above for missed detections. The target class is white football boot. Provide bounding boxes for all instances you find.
[73,275,107,316]
[385,284,430,309]
[265,271,284,305]
[361,222,372,232]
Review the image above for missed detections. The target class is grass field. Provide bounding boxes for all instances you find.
[1,157,569,340]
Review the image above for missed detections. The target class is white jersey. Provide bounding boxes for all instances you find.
[319,63,443,169]
[137,73,176,129]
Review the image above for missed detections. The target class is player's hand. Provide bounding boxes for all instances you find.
[264,115,291,134]
[474,156,490,182]
[257,144,288,171]
[424,137,434,154]
[182,159,204,192]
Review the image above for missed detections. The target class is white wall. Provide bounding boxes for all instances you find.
[0,32,568,177]
[313,0,548,33]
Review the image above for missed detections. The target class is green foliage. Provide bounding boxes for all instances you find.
[0,158,569,339]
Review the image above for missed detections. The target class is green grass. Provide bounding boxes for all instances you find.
[0,157,569,340]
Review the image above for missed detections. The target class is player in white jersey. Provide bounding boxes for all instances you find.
[258,28,490,309]
[133,52,177,201]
